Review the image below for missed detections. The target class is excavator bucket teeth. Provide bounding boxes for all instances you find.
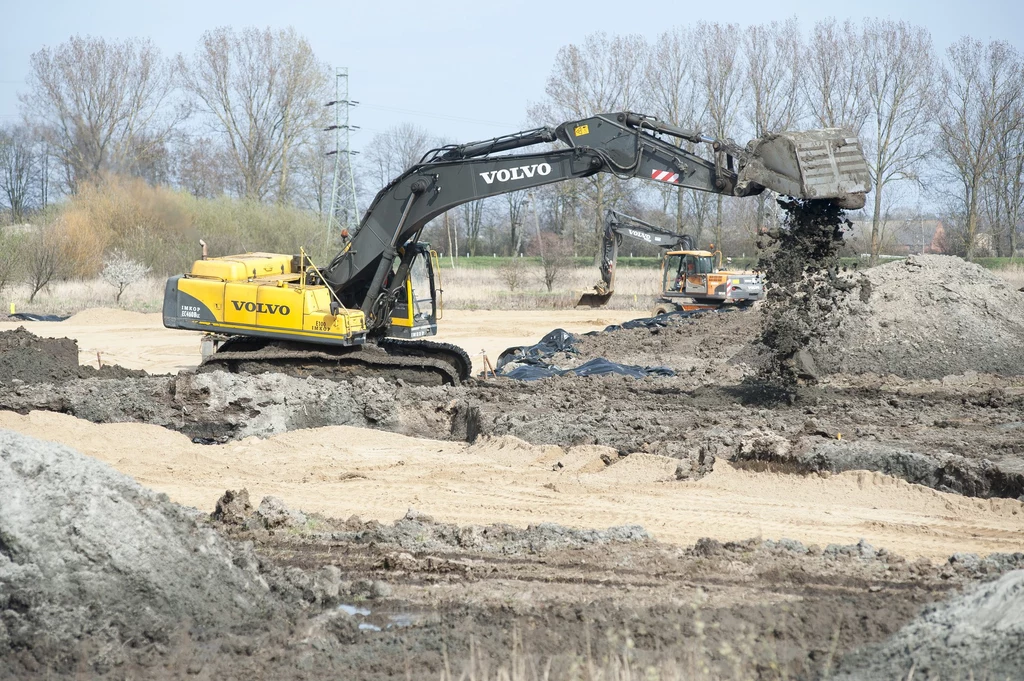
[576,291,613,308]
[738,129,872,209]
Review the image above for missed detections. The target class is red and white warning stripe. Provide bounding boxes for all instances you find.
[651,169,680,184]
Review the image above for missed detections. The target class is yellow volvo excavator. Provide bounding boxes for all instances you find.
[577,209,764,313]
[163,112,871,385]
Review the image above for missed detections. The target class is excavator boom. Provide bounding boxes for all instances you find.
[320,112,870,332]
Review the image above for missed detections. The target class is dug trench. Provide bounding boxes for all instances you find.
[3,428,1023,680]
[2,313,1023,501]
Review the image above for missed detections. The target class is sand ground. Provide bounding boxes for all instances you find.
[2,409,1020,561]
[0,308,637,375]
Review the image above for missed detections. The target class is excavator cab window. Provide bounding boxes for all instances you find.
[409,255,434,321]
[388,245,439,339]
[665,254,685,292]
[664,253,715,293]
[693,255,714,274]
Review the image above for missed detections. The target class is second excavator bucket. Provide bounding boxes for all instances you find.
[736,129,872,209]
[576,291,613,308]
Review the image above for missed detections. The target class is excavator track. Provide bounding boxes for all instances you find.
[199,337,473,387]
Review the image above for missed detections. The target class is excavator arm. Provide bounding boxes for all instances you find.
[320,111,870,332]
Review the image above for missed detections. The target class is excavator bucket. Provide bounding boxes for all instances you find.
[737,129,872,209]
[576,291,613,308]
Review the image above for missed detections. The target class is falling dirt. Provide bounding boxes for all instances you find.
[756,198,856,384]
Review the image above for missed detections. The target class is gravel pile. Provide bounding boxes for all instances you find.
[0,430,287,677]
[812,255,1024,378]
[836,568,1024,679]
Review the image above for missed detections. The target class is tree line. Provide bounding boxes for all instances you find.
[1,20,1022,274]
[522,19,1022,262]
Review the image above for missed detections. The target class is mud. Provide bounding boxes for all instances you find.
[214,495,1024,681]
[755,199,859,384]
[0,327,146,386]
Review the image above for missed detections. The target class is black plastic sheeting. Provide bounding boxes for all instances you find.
[9,313,69,322]
[496,328,577,371]
[589,307,718,334]
[495,327,676,382]
[501,357,675,381]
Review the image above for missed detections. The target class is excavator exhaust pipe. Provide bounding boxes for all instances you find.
[737,129,872,209]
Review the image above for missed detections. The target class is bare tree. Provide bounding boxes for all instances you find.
[531,32,649,255]
[178,27,330,202]
[860,19,936,264]
[530,231,572,292]
[504,190,529,256]
[743,18,803,233]
[804,19,868,132]
[460,200,486,257]
[498,255,526,292]
[937,38,1023,259]
[362,123,435,191]
[0,228,24,295]
[20,36,182,193]
[646,26,708,235]
[0,125,36,223]
[24,223,67,302]
[176,136,228,199]
[983,70,1024,257]
[696,22,746,251]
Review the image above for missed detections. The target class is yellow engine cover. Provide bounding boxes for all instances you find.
[162,253,366,346]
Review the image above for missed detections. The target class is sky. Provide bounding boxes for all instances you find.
[2,0,1022,148]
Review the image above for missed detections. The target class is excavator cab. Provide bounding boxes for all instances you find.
[665,251,716,293]
[387,243,441,339]
[661,249,763,307]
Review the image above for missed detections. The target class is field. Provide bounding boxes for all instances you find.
[1,254,1023,680]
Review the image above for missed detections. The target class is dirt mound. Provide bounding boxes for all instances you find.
[836,568,1024,679]
[63,307,156,326]
[0,429,288,677]
[814,254,1024,378]
[573,308,756,380]
[0,327,145,385]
